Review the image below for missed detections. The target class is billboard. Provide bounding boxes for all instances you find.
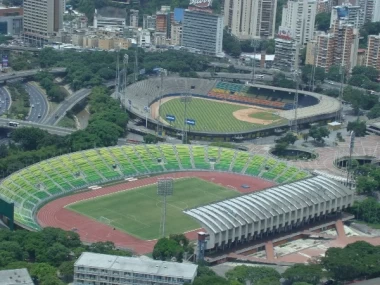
[277,26,293,40]
[2,55,8,68]
[0,198,14,230]
[189,0,212,8]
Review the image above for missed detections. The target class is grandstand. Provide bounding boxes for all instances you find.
[0,145,310,230]
[184,176,354,250]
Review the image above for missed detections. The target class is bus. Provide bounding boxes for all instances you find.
[8,121,19,127]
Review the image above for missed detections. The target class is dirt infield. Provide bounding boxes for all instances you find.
[233,108,282,125]
[37,172,274,255]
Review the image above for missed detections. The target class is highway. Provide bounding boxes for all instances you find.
[44,88,91,125]
[0,86,11,115]
[24,83,48,123]
[0,118,74,136]
[0,68,67,83]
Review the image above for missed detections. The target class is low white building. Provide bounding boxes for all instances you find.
[0,269,34,285]
[74,252,198,285]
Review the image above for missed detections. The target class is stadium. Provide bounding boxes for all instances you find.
[125,77,341,139]
[0,143,354,256]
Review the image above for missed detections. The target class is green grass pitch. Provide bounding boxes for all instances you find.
[67,178,239,240]
[159,98,285,132]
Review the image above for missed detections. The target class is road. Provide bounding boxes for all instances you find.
[0,118,74,136]
[0,68,67,83]
[24,83,48,123]
[0,86,11,115]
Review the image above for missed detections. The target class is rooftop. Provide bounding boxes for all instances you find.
[75,252,198,279]
[0,269,34,285]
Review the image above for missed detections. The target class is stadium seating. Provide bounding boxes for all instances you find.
[0,144,310,231]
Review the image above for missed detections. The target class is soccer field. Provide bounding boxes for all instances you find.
[159,97,282,132]
[67,178,239,240]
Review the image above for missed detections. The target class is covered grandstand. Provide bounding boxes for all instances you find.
[0,144,310,230]
[122,77,341,139]
[184,176,354,250]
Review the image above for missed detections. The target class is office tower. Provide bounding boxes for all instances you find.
[223,0,277,40]
[182,9,223,56]
[23,0,63,45]
[281,0,317,45]
[366,34,380,72]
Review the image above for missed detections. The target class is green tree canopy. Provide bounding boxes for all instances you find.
[282,264,323,285]
[315,12,331,32]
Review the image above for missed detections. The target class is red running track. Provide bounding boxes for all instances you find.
[37,172,274,255]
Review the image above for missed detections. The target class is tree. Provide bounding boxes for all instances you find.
[367,104,380,119]
[282,264,323,285]
[348,74,370,88]
[315,12,331,32]
[347,120,366,137]
[326,65,342,82]
[302,133,309,142]
[152,238,184,262]
[308,126,330,144]
[273,72,296,88]
[301,65,325,85]
[58,261,75,283]
[223,28,241,56]
[192,275,230,285]
[352,65,379,82]
[226,265,281,284]
[143,134,158,144]
[11,127,50,151]
[86,120,124,146]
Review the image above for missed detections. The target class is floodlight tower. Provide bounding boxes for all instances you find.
[134,48,138,82]
[309,43,318,92]
[115,46,120,98]
[181,94,192,143]
[336,64,345,122]
[346,131,355,188]
[291,44,301,134]
[122,54,129,110]
[251,38,260,84]
[157,178,173,238]
[156,69,167,135]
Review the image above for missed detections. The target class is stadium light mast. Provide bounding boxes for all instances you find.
[122,54,129,110]
[291,44,301,134]
[157,178,173,238]
[134,48,138,83]
[115,45,120,98]
[251,38,260,84]
[156,69,167,135]
[309,42,318,92]
[346,131,355,189]
[180,94,192,143]
[336,64,345,122]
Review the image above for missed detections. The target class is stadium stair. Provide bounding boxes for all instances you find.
[228,151,238,172]
[174,145,194,170]
[191,146,210,169]
[108,147,139,176]
[214,148,235,171]
[158,145,181,171]
[120,146,150,174]
[172,146,184,170]
[232,152,251,174]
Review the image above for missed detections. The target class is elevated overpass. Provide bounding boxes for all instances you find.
[0,68,67,83]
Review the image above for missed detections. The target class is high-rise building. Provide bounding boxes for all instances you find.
[129,9,139,28]
[143,14,156,30]
[182,9,223,56]
[273,27,297,71]
[281,0,316,45]
[223,0,277,40]
[366,34,380,72]
[94,8,127,29]
[0,7,23,36]
[171,21,182,46]
[330,4,363,28]
[155,6,174,39]
[374,0,380,21]
[23,0,64,45]
[314,21,359,71]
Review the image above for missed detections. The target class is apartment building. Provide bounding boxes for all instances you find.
[74,252,198,285]
[223,0,277,40]
[171,21,182,46]
[182,9,224,56]
[23,0,63,44]
[129,9,139,28]
[281,0,316,45]
[366,34,380,72]
[330,4,362,28]
[0,6,23,36]
[305,40,317,65]
[314,21,359,71]
[273,32,297,71]
[143,14,156,30]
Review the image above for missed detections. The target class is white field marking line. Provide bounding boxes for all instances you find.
[102,208,149,227]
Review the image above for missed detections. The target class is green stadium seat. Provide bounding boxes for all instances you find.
[207,147,219,162]
[214,149,235,171]
[245,155,266,176]
[108,148,137,177]
[175,145,193,169]
[68,153,103,183]
[159,145,180,171]
[121,146,149,173]
[231,152,251,173]
[262,162,287,180]
[134,146,164,172]
[276,166,299,183]
[191,146,210,169]
[84,150,121,180]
